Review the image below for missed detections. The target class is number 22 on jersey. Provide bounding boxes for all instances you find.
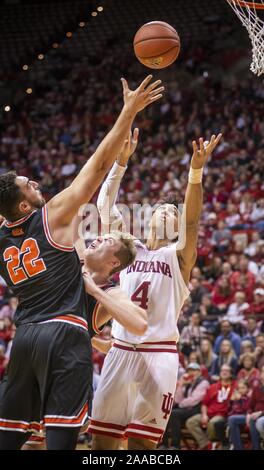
[3,238,46,285]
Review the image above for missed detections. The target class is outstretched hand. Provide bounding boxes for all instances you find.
[117,128,139,166]
[191,133,222,169]
[121,75,164,114]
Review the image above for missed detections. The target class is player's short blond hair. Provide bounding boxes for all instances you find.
[109,230,137,275]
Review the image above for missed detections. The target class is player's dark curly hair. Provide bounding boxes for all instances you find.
[156,192,183,210]
[0,171,23,221]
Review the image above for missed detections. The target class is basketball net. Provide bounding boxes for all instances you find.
[226,0,264,76]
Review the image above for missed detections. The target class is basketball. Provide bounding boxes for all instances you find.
[133,21,180,69]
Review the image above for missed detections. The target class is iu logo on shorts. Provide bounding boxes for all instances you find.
[161,392,174,419]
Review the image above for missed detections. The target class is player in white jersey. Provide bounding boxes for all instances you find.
[88,129,222,450]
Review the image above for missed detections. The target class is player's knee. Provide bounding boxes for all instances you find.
[92,433,120,450]
[128,436,157,450]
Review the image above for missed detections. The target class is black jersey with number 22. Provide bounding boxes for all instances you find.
[0,206,88,326]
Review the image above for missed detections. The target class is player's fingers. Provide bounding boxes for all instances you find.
[192,140,198,154]
[148,86,165,97]
[145,79,162,93]
[121,77,128,94]
[138,74,153,91]
[205,134,215,151]
[132,127,139,144]
[199,137,204,156]
[210,133,222,152]
[214,133,222,145]
[147,93,163,103]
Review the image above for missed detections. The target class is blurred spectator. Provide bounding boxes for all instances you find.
[226,291,249,325]
[227,380,250,450]
[225,203,242,229]
[221,262,233,279]
[240,339,255,356]
[199,338,217,371]
[211,277,234,313]
[0,318,13,346]
[245,288,264,317]
[228,365,264,450]
[211,221,232,253]
[161,363,209,449]
[0,296,18,320]
[185,365,236,450]
[255,334,264,370]
[189,279,208,307]
[199,294,220,333]
[214,320,241,357]
[250,199,264,231]
[203,257,223,282]
[210,339,238,381]
[255,415,264,443]
[181,313,206,357]
[237,353,260,388]
[241,316,260,346]
[245,232,264,257]
[230,258,256,302]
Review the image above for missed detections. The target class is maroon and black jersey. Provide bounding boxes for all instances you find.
[87,282,116,337]
[0,205,88,326]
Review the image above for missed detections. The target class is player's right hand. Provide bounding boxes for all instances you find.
[121,75,164,113]
[117,127,139,166]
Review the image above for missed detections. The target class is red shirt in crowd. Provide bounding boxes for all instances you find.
[202,380,236,418]
[211,287,233,307]
[248,383,264,413]
[228,395,250,417]
[230,271,256,302]
[237,368,260,389]
[245,301,264,317]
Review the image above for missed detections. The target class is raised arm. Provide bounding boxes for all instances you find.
[177,134,222,285]
[47,76,164,243]
[83,272,148,336]
[97,127,139,233]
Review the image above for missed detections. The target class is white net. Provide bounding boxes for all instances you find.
[226,0,264,75]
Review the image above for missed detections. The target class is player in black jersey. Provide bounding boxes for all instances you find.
[0,76,163,450]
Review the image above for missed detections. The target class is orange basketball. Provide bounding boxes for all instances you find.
[133,21,180,69]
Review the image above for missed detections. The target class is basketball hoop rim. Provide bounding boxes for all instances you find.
[230,0,264,9]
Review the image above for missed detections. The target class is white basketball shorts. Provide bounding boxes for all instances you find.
[89,340,179,443]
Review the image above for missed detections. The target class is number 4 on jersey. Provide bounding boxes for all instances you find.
[131,281,150,309]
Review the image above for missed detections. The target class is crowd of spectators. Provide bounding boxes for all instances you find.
[0,27,263,450]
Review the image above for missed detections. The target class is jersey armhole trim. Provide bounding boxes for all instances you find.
[42,205,74,252]
[92,286,116,335]
[92,302,104,336]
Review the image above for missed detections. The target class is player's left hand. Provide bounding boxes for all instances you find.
[191,133,222,169]
[117,127,139,167]
[82,270,99,295]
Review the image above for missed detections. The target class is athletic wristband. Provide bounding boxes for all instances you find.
[110,161,127,177]
[188,167,203,184]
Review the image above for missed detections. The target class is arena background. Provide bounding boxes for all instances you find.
[0,0,263,451]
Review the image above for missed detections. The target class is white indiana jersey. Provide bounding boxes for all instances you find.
[112,241,190,343]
